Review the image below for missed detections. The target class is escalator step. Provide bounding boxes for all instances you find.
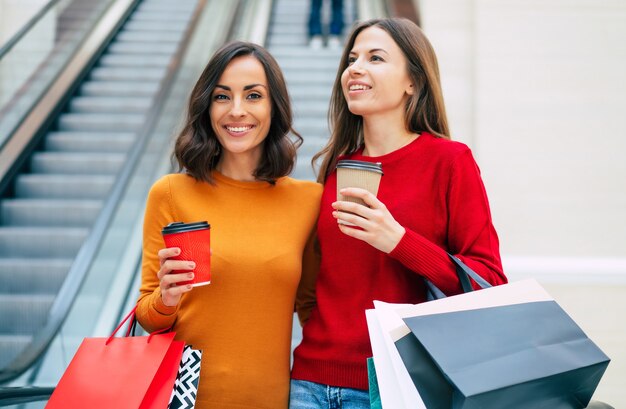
[80,81,160,97]
[123,20,187,32]
[90,67,166,82]
[137,1,196,12]
[58,112,145,131]
[108,41,178,55]
[1,199,102,227]
[270,25,308,36]
[285,71,336,85]
[130,11,194,23]
[0,258,72,294]
[266,36,306,47]
[115,30,184,43]
[293,101,332,117]
[288,83,333,97]
[271,47,343,58]
[295,117,333,134]
[278,58,342,70]
[0,227,89,258]
[0,335,33,369]
[0,295,56,334]
[70,96,152,113]
[45,132,136,152]
[31,152,125,174]
[15,174,114,199]
[99,53,170,67]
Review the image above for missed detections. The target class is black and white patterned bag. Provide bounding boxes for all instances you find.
[168,345,202,409]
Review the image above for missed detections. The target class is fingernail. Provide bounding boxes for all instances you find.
[188,262,195,269]
[188,273,194,279]
[187,285,193,290]
[175,248,181,255]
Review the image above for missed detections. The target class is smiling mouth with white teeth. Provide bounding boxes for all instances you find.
[225,125,254,133]
[349,84,371,91]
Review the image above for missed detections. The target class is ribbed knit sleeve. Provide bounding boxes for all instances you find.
[389,148,507,295]
[136,175,179,332]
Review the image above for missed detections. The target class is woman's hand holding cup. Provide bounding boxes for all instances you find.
[157,247,195,307]
[332,187,405,254]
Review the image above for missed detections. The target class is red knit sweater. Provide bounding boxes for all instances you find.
[291,133,507,390]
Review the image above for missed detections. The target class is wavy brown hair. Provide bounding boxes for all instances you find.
[313,18,450,183]
[174,41,301,184]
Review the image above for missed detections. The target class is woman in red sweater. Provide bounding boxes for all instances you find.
[290,18,508,407]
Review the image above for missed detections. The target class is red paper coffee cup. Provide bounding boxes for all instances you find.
[162,221,211,287]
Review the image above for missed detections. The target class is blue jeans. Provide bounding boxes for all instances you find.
[308,0,344,36]
[290,379,370,409]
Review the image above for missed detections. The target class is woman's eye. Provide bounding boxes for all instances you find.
[247,93,262,100]
[213,94,228,101]
[347,56,356,65]
[371,55,384,62]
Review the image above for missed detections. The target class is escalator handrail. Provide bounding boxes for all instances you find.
[0,0,61,60]
[0,0,210,384]
[0,387,54,406]
[0,0,136,198]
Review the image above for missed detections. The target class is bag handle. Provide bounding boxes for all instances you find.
[425,254,492,301]
[106,306,138,345]
[105,305,173,345]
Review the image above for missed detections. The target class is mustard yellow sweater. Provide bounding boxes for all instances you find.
[136,172,321,409]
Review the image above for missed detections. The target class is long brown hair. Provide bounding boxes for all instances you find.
[313,18,450,183]
[175,41,301,184]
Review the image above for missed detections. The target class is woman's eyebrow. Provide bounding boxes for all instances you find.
[214,84,267,91]
[368,48,389,55]
[349,48,389,55]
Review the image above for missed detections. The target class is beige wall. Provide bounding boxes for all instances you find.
[416,1,626,404]
[417,0,626,265]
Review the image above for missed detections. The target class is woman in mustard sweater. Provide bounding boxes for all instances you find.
[136,42,322,409]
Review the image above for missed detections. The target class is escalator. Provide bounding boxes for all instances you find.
[268,0,357,181]
[0,0,198,373]
[0,0,242,400]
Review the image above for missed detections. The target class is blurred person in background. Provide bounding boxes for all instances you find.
[308,0,345,49]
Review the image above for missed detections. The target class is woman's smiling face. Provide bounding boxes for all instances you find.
[210,55,272,167]
[341,26,414,117]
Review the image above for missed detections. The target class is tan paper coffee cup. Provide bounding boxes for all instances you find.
[336,160,383,224]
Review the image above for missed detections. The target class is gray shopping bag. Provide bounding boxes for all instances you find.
[397,300,610,409]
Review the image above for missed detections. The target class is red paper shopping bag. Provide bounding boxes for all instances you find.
[46,307,184,409]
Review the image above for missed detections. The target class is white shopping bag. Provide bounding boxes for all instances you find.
[366,305,427,409]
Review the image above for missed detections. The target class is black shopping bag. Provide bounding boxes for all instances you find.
[397,300,610,409]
